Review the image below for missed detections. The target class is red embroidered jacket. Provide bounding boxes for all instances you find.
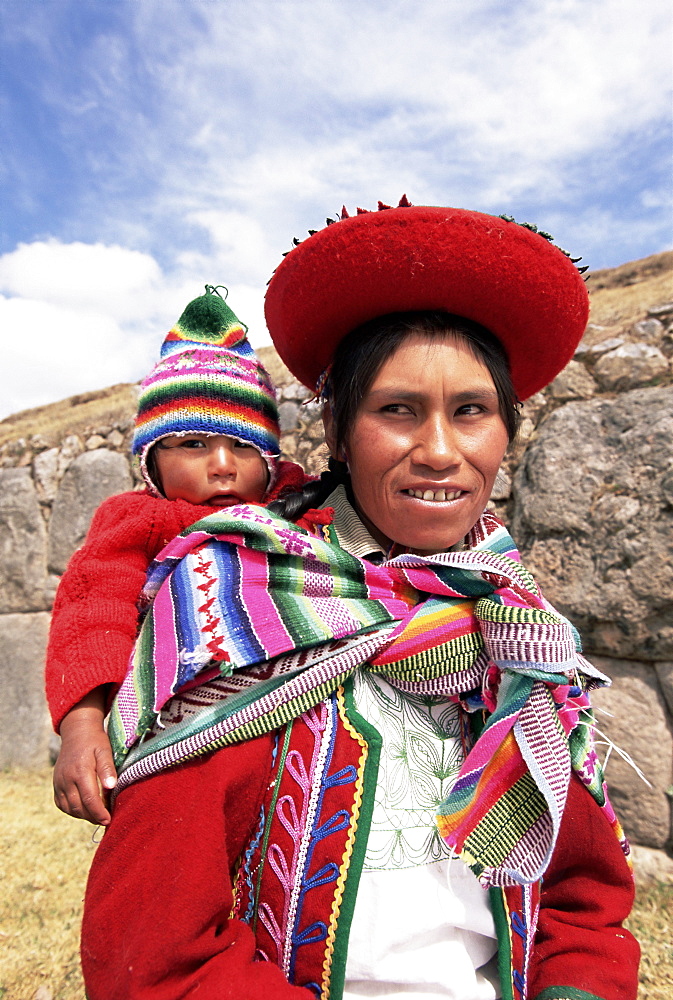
[81,703,639,1000]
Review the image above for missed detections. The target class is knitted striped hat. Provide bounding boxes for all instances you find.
[133,286,280,495]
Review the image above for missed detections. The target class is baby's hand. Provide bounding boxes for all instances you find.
[53,689,117,826]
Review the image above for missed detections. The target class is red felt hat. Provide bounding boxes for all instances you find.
[264,201,589,400]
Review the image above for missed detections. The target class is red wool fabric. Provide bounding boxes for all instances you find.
[80,745,638,1000]
[265,206,589,401]
[81,735,314,1000]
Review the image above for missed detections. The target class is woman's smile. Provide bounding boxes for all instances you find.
[401,486,467,502]
[331,334,509,555]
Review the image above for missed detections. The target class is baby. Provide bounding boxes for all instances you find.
[45,286,306,825]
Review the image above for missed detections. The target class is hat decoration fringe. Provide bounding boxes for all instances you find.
[278,195,589,281]
[497,217,589,275]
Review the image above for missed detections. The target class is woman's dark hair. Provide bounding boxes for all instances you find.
[269,310,519,521]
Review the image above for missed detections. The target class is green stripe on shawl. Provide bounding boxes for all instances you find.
[534,988,608,1000]
[379,633,484,680]
[464,771,548,870]
[489,887,515,1000]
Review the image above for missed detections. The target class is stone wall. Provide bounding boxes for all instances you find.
[1,294,671,854]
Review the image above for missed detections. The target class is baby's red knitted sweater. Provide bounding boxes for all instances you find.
[45,461,307,730]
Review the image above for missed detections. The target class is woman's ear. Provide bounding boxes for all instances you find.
[322,403,339,459]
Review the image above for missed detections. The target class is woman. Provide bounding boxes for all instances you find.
[81,201,639,1000]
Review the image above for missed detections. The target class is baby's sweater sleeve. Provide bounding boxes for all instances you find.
[45,491,214,731]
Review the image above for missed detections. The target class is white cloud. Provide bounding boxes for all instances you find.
[0,241,169,419]
[641,185,673,211]
[186,210,278,285]
[0,241,162,321]
[0,238,277,421]
[134,0,671,187]
[93,0,668,277]
[12,0,669,258]
[0,295,148,418]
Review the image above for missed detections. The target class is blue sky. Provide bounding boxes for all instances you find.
[1,0,671,419]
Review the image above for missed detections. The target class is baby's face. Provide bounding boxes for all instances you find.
[153,434,269,507]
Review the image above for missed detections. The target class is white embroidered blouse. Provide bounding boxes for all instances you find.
[326,486,500,1000]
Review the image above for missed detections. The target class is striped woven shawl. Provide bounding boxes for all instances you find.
[109,504,615,887]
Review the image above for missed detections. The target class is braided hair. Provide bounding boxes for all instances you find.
[268,456,349,521]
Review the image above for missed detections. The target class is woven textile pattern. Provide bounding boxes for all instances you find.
[108,506,616,887]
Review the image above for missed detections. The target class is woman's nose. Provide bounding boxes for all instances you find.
[209,441,237,477]
[414,416,460,470]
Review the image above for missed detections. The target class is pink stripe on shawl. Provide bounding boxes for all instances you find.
[236,545,294,656]
[373,601,478,664]
[150,581,181,712]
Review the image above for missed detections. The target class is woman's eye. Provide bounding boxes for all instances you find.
[380,403,412,415]
[234,440,254,450]
[180,439,206,449]
[456,404,484,416]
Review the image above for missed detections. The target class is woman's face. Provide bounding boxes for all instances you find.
[326,334,509,555]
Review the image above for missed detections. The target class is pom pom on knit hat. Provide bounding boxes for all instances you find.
[133,285,280,496]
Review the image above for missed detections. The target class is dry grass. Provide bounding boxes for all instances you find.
[0,770,95,1000]
[0,767,671,999]
[0,384,138,450]
[626,878,673,1000]
[587,251,673,331]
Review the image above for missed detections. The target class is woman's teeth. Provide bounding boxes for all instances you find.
[404,488,462,502]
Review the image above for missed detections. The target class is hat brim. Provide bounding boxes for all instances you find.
[264,206,589,400]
